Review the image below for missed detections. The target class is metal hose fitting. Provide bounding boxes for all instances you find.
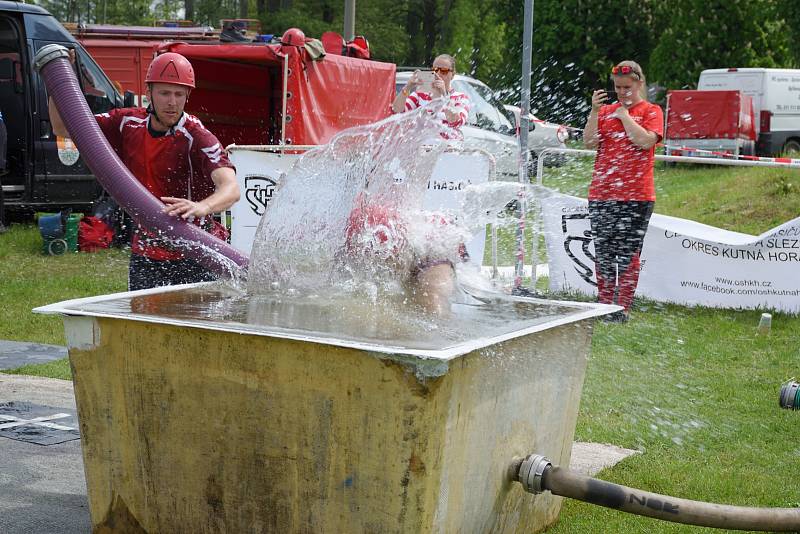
[514,453,800,531]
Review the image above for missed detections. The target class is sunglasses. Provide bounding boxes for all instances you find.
[432,67,452,75]
[611,65,641,79]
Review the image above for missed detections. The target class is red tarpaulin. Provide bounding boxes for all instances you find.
[78,38,159,98]
[159,42,396,147]
[666,90,756,140]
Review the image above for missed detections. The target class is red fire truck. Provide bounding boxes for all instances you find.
[69,24,219,106]
[70,25,396,148]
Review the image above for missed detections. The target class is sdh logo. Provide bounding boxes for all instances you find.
[561,213,596,286]
[245,175,277,216]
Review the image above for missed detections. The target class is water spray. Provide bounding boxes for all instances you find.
[514,454,800,531]
[511,0,534,297]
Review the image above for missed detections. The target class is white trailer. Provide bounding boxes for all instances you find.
[698,68,800,156]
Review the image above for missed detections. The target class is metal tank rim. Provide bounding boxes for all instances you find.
[34,282,619,362]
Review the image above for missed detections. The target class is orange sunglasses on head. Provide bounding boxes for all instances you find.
[432,67,452,75]
[611,65,640,79]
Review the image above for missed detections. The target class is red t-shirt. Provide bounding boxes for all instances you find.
[96,108,234,260]
[403,90,470,140]
[588,100,664,201]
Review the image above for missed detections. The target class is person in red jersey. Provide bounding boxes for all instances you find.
[49,52,240,291]
[583,60,663,323]
[343,194,468,315]
[392,54,470,140]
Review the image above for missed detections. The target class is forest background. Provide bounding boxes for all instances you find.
[35,0,800,125]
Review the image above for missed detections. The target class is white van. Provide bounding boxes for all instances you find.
[698,68,800,156]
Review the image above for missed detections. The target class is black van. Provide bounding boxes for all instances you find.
[0,1,133,220]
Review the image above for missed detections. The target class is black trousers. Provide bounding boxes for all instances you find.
[588,200,654,309]
[128,254,215,291]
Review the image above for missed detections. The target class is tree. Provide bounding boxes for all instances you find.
[782,0,800,66]
[438,0,508,82]
[486,0,660,124]
[649,0,792,89]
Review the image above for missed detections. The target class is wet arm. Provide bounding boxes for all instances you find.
[618,114,659,149]
[47,96,69,138]
[162,167,240,219]
[584,90,606,150]
[205,166,240,212]
[392,86,411,114]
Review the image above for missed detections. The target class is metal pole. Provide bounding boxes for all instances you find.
[514,0,534,291]
[344,0,356,42]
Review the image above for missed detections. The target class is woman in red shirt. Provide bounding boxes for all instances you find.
[583,61,663,322]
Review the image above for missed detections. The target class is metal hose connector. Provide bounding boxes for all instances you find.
[779,379,800,410]
[515,453,800,531]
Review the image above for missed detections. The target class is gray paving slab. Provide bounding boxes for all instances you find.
[0,372,638,534]
[0,374,90,534]
[0,340,67,370]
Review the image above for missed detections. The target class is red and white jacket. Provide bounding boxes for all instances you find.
[96,108,235,260]
[403,90,470,140]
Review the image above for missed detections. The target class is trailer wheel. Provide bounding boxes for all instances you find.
[782,139,800,158]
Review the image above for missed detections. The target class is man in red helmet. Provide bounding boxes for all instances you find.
[49,52,240,290]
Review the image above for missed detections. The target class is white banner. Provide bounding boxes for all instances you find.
[228,150,298,254]
[541,190,800,313]
[228,148,493,259]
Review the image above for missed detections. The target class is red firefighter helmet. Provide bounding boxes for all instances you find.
[145,52,195,89]
[281,28,306,46]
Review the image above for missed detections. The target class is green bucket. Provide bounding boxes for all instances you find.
[38,212,82,255]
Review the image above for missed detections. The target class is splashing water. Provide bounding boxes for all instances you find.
[246,98,476,299]
[168,236,249,292]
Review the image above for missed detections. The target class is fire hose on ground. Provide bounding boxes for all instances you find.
[33,44,249,276]
[514,454,800,531]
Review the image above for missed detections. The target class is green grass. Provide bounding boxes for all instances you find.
[536,159,800,532]
[541,159,800,235]
[0,222,128,377]
[550,302,800,533]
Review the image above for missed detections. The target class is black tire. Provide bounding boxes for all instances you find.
[782,139,800,158]
[48,238,68,256]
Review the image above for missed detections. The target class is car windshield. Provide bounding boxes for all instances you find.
[453,80,514,135]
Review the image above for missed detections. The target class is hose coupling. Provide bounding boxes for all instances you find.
[779,379,800,410]
[518,454,552,494]
[34,44,69,72]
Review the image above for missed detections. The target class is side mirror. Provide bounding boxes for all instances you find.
[123,90,136,108]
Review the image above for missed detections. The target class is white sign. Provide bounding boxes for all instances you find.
[423,151,492,261]
[229,148,493,260]
[228,149,298,254]
[542,190,800,313]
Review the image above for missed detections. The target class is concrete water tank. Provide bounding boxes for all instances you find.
[37,285,614,533]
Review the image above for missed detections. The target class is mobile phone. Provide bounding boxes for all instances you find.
[604,89,617,102]
[416,70,436,93]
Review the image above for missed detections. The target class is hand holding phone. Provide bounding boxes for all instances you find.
[604,89,617,102]
[416,70,436,93]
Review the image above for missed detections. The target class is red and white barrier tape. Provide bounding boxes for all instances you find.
[663,144,800,167]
